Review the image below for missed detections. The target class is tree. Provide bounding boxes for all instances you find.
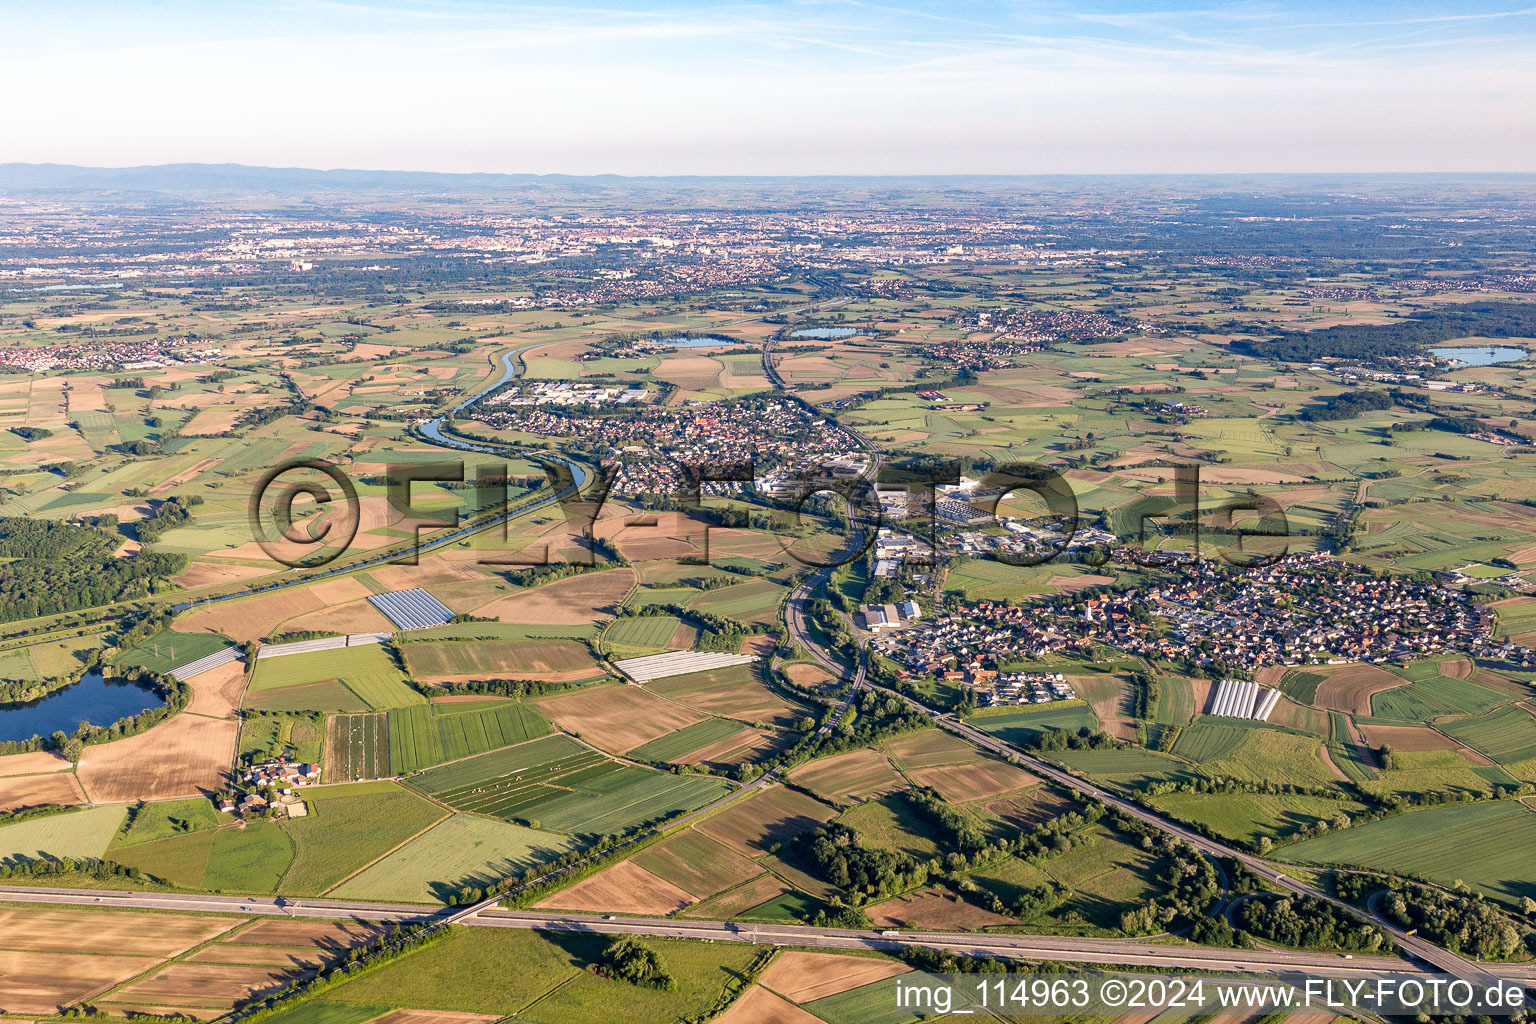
[62,738,84,764]
[600,937,676,990]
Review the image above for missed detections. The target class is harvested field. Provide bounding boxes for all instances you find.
[184,658,248,718]
[680,874,793,920]
[472,567,635,624]
[531,682,705,753]
[694,784,837,855]
[782,663,835,690]
[280,598,396,636]
[908,760,1038,803]
[1442,657,1474,680]
[711,985,823,1024]
[1357,723,1458,751]
[677,727,781,768]
[1312,663,1408,716]
[403,638,597,682]
[113,962,304,1007]
[0,950,163,1013]
[368,1011,503,1024]
[178,588,327,643]
[647,664,810,726]
[0,750,70,776]
[758,951,911,1003]
[0,771,87,812]
[0,907,235,955]
[76,713,239,803]
[866,887,1016,931]
[631,828,765,900]
[534,857,695,915]
[229,919,385,947]
[790,748,904,804]
[983,788,1072,831]
[883,728,980,769]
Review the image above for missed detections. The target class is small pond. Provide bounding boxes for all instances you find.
[0,671,163,742]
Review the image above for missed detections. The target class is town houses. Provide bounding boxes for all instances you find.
[873,551,1516,686]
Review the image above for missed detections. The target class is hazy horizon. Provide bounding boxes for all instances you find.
[3,0,1534,176]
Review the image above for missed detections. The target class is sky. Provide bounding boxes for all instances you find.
[2,0,1534,175]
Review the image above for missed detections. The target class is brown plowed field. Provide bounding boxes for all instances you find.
[177,588,328,642]
[1312,663,1408,716]
[0,750,70,776]
[782,663,835,690]
[76,713,239,803]
[1356,723,1458,751]
[533,858,694,915]
[114,963,306,1006]
[679,874,791,920]
[759,950,912,1003]
[473,567,635,623]
[711,985,824,1024]
[790,747,904,804]
[367,1011,503,1024]
[0,771,86,812]
[678,727,781,768]
[866,887,1016,931]
[694,785,837,855]
[228,919,385,947]
[908,760,1038,803]
[532,683,705,753]
[184,659,248,718]
[0,907,235,955]
[0,951,162,1013]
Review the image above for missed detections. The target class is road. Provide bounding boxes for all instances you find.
[14,885,1518,981]
[779,579,1506,986]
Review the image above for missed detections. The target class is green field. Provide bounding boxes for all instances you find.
[1151,791,1368,845]
[249,645,424,710]
[1370,673,1509,721]
[407,733,732,836]
[0,806,126,860]
[388,701,553,774]
[626,717,744,762]
[115,629,234,674]
[112,798,222,847]
[330,712,388,781]
[1439,706,1536,765]
[966,703,1098,747]
[1169,719,1254,762]
[605,615,686,649]
[280,782,448,894]
[329,813,577,903]
[244,679,370,713]
[203,822,295,892]
[1283,800,1536,908]
[1204,727,1340,787]
[322,926,766,1023]
[240,713,324,765]
[1279,668,1327,705]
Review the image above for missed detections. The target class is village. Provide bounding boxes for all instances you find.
[871,551,1525,687]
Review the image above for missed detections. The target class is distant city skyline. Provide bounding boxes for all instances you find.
[3,0,1535,175]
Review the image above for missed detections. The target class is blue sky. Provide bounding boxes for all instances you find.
[2,1,1533,174]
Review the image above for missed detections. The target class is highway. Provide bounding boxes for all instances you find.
[0,885,1474,981]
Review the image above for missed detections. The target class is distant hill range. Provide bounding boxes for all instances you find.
[2,163,1532,204]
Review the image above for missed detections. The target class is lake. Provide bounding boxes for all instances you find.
[0,671,163,742]
[1429,345,1528,367]
[654,334,735,348]
[789,327,860,339]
